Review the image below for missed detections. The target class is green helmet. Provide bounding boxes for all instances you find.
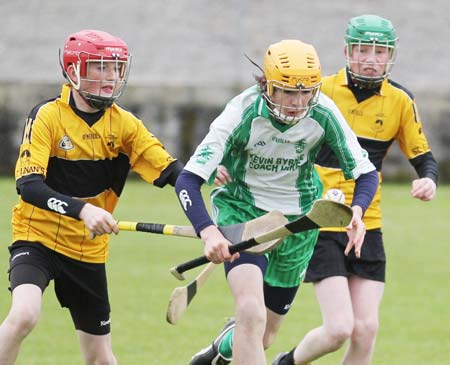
[345,15,398,88]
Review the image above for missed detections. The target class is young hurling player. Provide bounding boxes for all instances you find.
[272,15,438,365]
[0,30,182,365]
[175,39,379,365]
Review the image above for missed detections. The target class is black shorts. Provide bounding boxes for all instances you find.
[304,229,386,283]
[8,241,111,335]
[224,252,299,315]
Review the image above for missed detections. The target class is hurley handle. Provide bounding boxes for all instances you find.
[170,238,257,280]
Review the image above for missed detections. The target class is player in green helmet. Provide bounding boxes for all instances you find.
[345,14,398,89]
[272,14,438,365]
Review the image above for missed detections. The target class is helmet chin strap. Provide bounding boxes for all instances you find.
[348,71,384,90]
[272,108,306,125]
[81,92,114,110]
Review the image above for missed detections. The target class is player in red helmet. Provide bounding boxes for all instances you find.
[61,29,131,110]
[0,30,183,365]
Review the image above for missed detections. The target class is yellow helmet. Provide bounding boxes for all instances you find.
[264,39,321,96]
[263,40,322,124]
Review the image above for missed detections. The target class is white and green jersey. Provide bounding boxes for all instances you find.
[185,85,374,216]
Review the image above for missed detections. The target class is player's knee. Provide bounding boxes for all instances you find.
[353,317,379,341]
[325,319,354,348]
[235,297,266,333]
[5,308,39,338]
[236,294,265,317]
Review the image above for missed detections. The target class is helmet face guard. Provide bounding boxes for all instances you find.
[263,81,321,125]
[345,15,398,88]
[70,54,131,110]
[61,30,131,110]
[263,40,322,125]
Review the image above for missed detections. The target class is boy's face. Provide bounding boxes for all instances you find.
[271,87,315,119]
[80,60,127,99]
[348,44,392,77]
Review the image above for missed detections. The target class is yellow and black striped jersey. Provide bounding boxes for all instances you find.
[316,68,432,230]
[13,84,176,263]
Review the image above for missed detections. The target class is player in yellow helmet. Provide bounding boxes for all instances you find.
[0,30,183,365]
[272,15,438,365]
[176,39,379,365]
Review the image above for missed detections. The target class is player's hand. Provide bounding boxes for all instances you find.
[79,203,119,237]
[345,205,366,258]
[200,225,240,263]
[214,165,232,186]
[411,177,436,201]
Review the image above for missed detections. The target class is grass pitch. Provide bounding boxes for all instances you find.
[0,178,448,364]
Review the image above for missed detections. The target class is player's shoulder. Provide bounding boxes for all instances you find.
[321,71,341,84]
[111,103,147,128]
[27,96,59,121]
[313,92,341,118]
[384,78,416,101]
[308,93,345,130]
[227,84,261,108]
[321,68,346,88]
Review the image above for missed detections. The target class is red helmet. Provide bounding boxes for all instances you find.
[61,30,131,109]
[62,29,129,76]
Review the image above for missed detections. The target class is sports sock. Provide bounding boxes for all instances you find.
[278,348,296,365]
[217,327,234,359]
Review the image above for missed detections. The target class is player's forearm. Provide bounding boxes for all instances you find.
[409,151,439,184]
[175,170,214,235]
[17,174,86,219]
[351,169,379,215]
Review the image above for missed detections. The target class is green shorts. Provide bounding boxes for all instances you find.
[211,188,319,287]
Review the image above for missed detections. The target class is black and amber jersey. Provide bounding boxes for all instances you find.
[316,68,433,230]
[13,84,177,263]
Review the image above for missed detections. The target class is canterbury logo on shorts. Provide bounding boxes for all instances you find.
[47,197,68,214]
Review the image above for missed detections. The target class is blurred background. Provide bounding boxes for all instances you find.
[0,3,449,364]
[1,0,449,181]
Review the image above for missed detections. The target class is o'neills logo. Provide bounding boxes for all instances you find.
[82,133,101,140]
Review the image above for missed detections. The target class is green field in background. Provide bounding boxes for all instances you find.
[0,178,448,365]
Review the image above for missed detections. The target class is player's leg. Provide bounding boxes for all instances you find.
[0,242,51,365]
[272,232,353,365]
[262,283,299,350]
[231,228,313,364]
[78,331,117,365]
[342,277,384,365]
[189,253,268,365]
[272,277,354,365]
[298,277,354,363]
[70,293,117,365]
[54,254,116,365]
[228,262,267,365]
[342,229,385,365]
[264,309,286,350]
[0,284,42,365]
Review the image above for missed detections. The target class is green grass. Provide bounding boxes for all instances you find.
[0,178,449,364]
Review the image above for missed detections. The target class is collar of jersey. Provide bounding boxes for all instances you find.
[60,84,72,105]
[255,93,294,132]
[337,68,389,97]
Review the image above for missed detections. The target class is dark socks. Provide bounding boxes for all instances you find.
[279,348,296,365]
